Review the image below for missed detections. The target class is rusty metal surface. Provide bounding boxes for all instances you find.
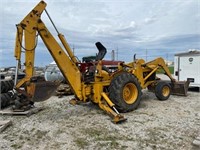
[32,81,60,102]
[169,80,190,96]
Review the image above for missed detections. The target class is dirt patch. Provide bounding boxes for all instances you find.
[0,90,199,150]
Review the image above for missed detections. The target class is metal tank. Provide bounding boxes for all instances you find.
[44,61,64,82]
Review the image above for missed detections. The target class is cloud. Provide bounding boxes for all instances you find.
[115,21,137,34]
[144,17,157,24]
[0,0,199,67]
[156,34,200,50]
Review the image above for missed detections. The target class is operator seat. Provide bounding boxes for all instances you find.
[95,42,107,61]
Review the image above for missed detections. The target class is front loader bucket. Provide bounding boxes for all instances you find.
[32,81,60,102]
[169,80,190,96]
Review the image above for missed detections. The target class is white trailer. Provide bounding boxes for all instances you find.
[174,50,200,88]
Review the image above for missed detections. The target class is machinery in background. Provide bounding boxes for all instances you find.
[44,61,65,82]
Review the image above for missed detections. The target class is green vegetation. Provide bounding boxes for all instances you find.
[74,138,89,149]
[157,65,174,74]
[75,127,135,149]
[168,66,174,74]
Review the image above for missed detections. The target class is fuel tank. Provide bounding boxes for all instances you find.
[44,61,64,82]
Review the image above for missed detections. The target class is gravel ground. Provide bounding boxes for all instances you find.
[0,88,199,150]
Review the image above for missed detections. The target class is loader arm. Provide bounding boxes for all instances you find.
[122,57,189,96]
[141,57,189,96]
[14,1,83,100]
[142,57,175,82]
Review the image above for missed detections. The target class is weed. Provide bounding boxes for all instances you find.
[74,138,89,149]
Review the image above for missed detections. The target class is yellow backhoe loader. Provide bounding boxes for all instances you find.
[13,1,189,123]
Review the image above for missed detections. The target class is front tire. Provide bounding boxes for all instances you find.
[109,72,142,112]
[155,82,171,101]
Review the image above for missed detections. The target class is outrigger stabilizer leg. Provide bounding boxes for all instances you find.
[100,92,127,123]
[69,93,127,123]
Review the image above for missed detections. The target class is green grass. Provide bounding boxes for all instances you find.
[168,66,174,74]
[157,66,174,74]
[74,138,89,149]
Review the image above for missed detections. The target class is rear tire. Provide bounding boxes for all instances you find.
[155,82,171,101]
[109,72,142,112]
[0,92,15,109]
[1,79,14,93]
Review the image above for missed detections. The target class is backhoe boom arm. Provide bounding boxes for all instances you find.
[14,1,83,100]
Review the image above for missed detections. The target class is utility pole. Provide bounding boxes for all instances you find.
[146,49,147,61]
[111,50,115,61]
[166,53,168,61]
[72,44,75,54]
[116,46,118,60]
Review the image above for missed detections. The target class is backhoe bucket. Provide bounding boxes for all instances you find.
[31,81,60,102]
[169,80,190,96]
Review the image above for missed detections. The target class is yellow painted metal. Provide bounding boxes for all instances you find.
[14,25,23,60]
[143,57,175,82]
[37,21,83,100]
[101,92,114,107]
[143,81,155,89]
[24,29,36,78]
[131,60,145,87]
[14,1,47,91]
[162,86,170,97]
[123,83,138,104]
[143,66,158,81]
[14,1,83,100]
[58,34,78,63]
[122,57,189,96]
[98,99,126,123]
[20,1,47,33]
[13,0,188,123]
[13,1,126,122]
[125,57,176,89]
[92,81,110,103]
[95,61,110,81]
[15,77,30,89]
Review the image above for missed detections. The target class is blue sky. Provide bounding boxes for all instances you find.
[0,0,200,67]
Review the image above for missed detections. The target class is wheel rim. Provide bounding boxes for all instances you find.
[123,83,138,104]
[162,86,170,97]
